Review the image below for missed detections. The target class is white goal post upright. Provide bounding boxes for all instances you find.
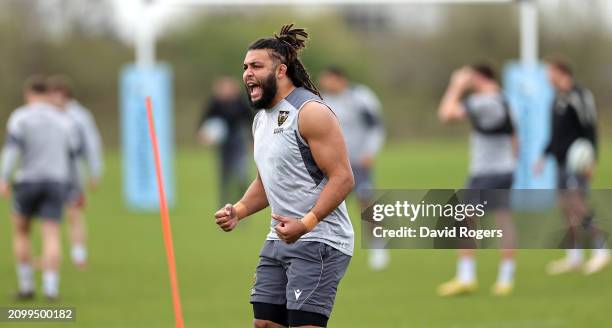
[519,0,538,67]
[136,0,537,69]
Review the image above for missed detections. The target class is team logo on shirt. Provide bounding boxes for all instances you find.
[277,111,289,126]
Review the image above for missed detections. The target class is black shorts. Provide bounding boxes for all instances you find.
[464,173,514,210]
[13,182,67,221]
[251,240,351,326]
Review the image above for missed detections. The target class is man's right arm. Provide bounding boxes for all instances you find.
[0,142,20,191]
[239,111,268,217]
[438,68,471,124]
[533,101,557,176]
[235,172,269,219]
[534,137,553,176]
[215,172,268,232]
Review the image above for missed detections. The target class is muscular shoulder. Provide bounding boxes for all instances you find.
[298,101,338,140]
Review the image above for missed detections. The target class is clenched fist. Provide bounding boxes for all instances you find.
[215,204,239,232]
[273,214,308,244]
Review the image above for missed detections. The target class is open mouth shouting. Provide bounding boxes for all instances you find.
[244,72,277,109]
[246,81,263,101]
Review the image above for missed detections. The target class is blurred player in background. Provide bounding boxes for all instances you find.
[437,63,518,296]
[319,66,386,271]
[0,76,79,300]
[534,58,610,275]
[198,76,253,206]
[48,75,104,270]
[215,24,354,328]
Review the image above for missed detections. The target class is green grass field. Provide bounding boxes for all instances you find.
[1,140,611,327]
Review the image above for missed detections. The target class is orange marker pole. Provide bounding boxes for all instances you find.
[145,96,185,328]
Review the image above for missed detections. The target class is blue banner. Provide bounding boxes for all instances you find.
[120,63,175,211]
[504,62,556,189]
[504,62,556,209]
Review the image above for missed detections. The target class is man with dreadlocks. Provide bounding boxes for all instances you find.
[214,24,354,327]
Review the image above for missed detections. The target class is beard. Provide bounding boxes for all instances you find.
[245,72,278,110]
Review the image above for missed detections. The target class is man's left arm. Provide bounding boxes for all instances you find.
[576,89,598,179]
[273,102,355,243]
[579,89,598,161]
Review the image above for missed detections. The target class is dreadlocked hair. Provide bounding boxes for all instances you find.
[248,24,321,97]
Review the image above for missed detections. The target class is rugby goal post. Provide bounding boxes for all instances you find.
[134,0,536,68]
[122,0,551,213]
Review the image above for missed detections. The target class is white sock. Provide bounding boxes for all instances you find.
[17,263,34,293]
[566,249,584,264]
[43,270,59,297]
[457,257,476,283]
[71,245,87,264]
[496,259,515,285]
